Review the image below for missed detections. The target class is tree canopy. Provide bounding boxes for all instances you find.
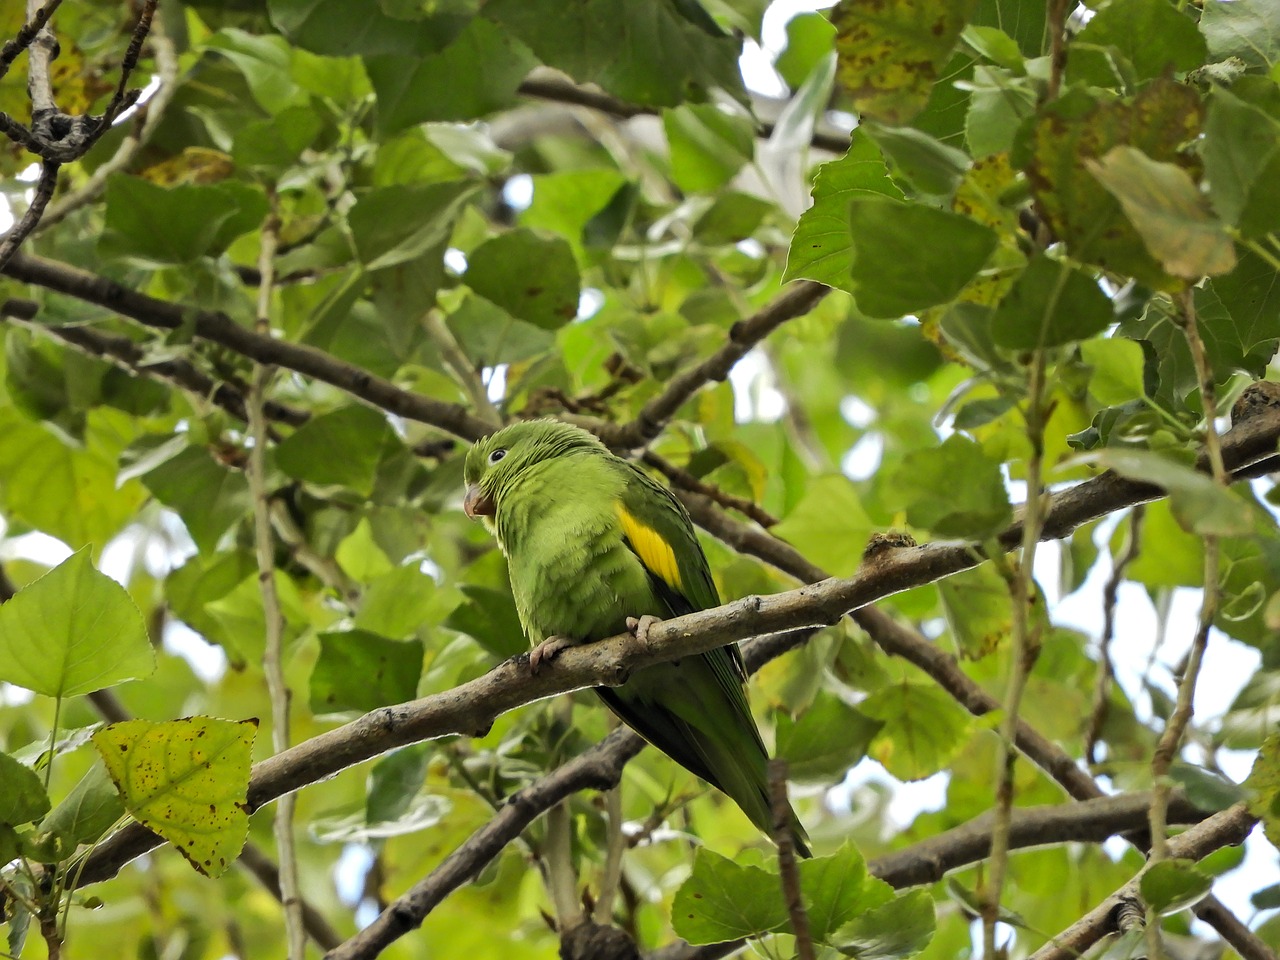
[0,0,1278,958]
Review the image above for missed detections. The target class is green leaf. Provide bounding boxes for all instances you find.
[670,848,788,944]
[1168,762,1247,812]
[990,252,1114,349]
[1207,252,1280,370]
[971,0,1045,56]
[366,744,431,825]
[142,446,252,553]
[832,886,936,958]
[365,18,536,132]
[777,12,838,90]
[965,65,1035,157]
[0,550,153,698]
[522,169,630,245]
[772,475,875,577]
[1245,733,1280,850]
[101,178,269,266]
[1139,859,1213,915]
[664,104,756,193]
[92,717,257,878]
[1092,448,1256,538]
[1200,0,1280,71]
[861,681,973,781]
[1081,338,1147,407]
[849,198,996,318]
[1086,146,1236,280]
[938,563,1012,659]
[275,405,395,496]
[40,762,125,846]
[1073,0,1206,82]
[831,0,978,124]
[483,0,746,107]
[0,752,50,826]
[863,123,971,195]
[464,229,581,330]
[355,564,440,639]
[784,132,903,291]
[444,584,528,660]
[348,180,478,269]
[0,410,146,549]
[776,691,883,784]
[1203,88,1280,230]
[884,434,1011,539]
[798,844,891,942]
[269,0,467,56]
[310,629,423,715]
[232,104,324,170]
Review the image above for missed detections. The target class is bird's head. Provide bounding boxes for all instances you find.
[462,419,607,519]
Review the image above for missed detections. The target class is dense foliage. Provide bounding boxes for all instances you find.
[0,0,1278,958]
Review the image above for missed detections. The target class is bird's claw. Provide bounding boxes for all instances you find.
[625,615,662,647]
[529,636,572,675]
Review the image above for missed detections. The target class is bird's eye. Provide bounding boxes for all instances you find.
[488,448,507,465]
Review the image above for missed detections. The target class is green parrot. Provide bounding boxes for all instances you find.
[463,418,810,856]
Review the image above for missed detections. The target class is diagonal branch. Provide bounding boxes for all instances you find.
[599,280,829,449]
[1,251,494,441]
[1028,803,1259,960]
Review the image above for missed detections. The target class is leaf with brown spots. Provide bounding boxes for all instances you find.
[1025,80,1205,288]
[832,0,979,124]
[92,717,258,878]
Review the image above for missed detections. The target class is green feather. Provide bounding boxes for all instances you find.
[464,419,810,856]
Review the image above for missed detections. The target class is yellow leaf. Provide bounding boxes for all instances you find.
[92,717,257,878]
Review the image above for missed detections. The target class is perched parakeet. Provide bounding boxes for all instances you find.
[463,419,810,856]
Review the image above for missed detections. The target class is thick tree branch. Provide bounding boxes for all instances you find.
[1028,803,1258,960]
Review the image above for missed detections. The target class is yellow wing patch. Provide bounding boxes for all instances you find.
[616,503,683,594]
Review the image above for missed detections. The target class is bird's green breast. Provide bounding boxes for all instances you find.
[494,455,659,644]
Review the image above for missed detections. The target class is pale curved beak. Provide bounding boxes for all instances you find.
[463,484,494,519]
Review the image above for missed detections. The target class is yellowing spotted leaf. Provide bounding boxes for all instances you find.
[92,717,257,878]
[832,0,977,124]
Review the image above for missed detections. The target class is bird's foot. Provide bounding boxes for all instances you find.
[530,635,573,675]
[625,615,662,647]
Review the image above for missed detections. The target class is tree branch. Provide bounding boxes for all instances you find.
[65,392,1280,890]
[599,280,829,449]
[1,252,494,441]
[1027,804,1258,960]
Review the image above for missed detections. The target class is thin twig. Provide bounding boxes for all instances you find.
[92,0,157,136]
[0,158,59,270]
[1085,507,1144,765]
[769,760,813,960]
[641,452,778,528]
[39,7,176,231]
[0,0,62,83]
[601,280,829,448]
[247,197,306,960]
